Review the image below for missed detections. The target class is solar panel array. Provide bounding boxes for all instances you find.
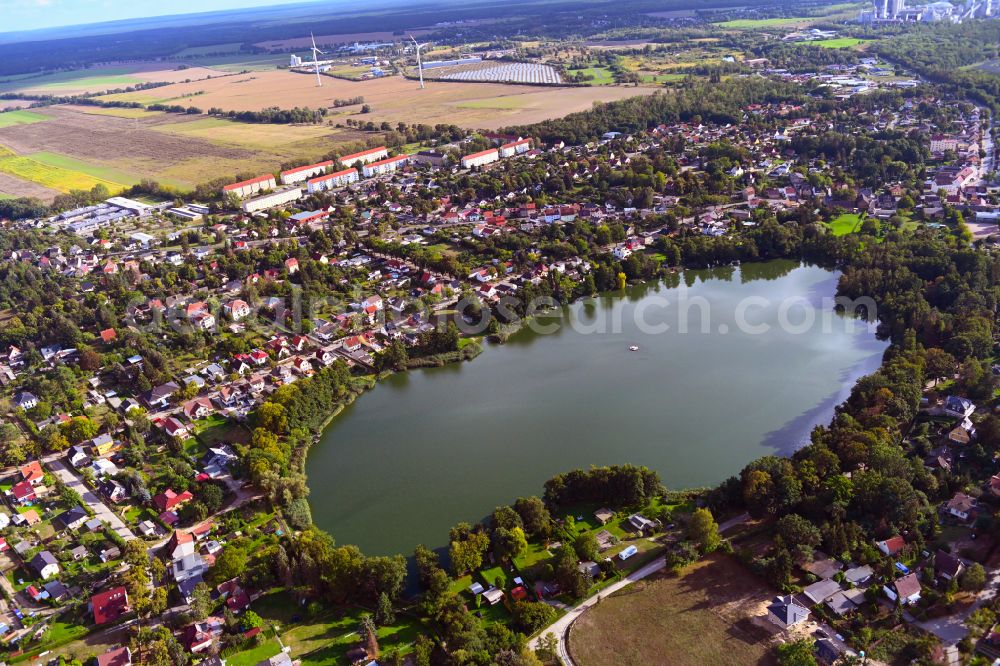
[440,62,562,85]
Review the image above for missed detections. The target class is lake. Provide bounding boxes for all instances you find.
[306,260,888,555]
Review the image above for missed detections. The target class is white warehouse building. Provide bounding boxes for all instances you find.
[307,168,359,193]
[362,155,410,177]
[241,187,304,213]
[280,160,333,185]
[461,148,500,169]
[499,138,531,158]
[339,146,389,167]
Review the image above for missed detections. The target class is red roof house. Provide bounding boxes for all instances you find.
[92,586,129,625]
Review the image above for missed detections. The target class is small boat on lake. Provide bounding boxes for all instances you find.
[628,345,639,352]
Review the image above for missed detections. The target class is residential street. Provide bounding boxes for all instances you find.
[47,458,136,542]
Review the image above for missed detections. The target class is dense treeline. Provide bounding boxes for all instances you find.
[543,465,663,508]
[872,20,1000,112]
[501,78,806,144]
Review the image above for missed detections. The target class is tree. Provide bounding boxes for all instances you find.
[360,613,379,658]
[687,508,721,553]
[961,562,987,591]
[573,532,599,562]
[494,526,528,563]
[208,544,248,585]
[512,601,558,634]
[513,496,552,539]
[189,583,213,621]
[775,640,818,666]
[375,591,396,626]
[242,610,265,630]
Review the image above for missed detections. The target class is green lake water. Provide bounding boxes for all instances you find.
[307,260,888,555]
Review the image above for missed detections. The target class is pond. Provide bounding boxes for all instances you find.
[306,260,888,555]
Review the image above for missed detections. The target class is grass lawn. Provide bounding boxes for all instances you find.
[813,37,871,49]
[478,565,511,589]
[226,638,284,666]
[194,415,250,448]
[570,555,777,666]
[456,96,533,110]
[0,110,50,128]
[566,66,615,85]
[825,212,864,236]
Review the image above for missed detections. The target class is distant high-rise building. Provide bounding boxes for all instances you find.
[289,54,302,67]
[888,0,905,17]
[983,0,993,16]
[874,0,889,17]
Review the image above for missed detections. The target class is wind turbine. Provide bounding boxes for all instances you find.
[310,32,325,87]
[410,35,429,89]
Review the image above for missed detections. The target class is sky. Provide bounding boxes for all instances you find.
[0,0,306,34]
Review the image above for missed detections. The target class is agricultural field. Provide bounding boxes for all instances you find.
[172,42,245,57]
[0,64,231,96]
[59,105,164,119]
[714,16,817,28]
[566,66,615,85]
[0,105,365,200]
[0,110,49,128]
[569,556,779,666]
[96,69,658,129]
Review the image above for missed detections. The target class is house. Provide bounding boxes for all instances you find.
[217,578,251,611]
[96,646,132,666]
[824,591,857,617]
[68,445,89,468]
[100,547,121,563]
[843,565,873,586]
[935,550,965,582]
[70,545,88,560]
[30,550,60,579]
[90,433,115,456]
[183,618,224,653]
[802,579,842,605]
[99,328,117,344]
[875,536,906,557]
[54,505,89,531]
[944,395,975,418]
[19,460,44,485]
[766,595,810,628]
[594,508,615,525]
[14,391,38,410]
[944,492,976,521]
[143,381,180,409]
[153,488,194,513]
[482,587,505,606]
[43,580,68,601]
[224,299,251,321]
[183,397,214,420]
[163,417,189,439]
[173,553,209,600]
[814,638,843,665]
[884,573,921,605]
[10,480,37,504]
[100,479,128,503]
[92,585,129,625]
[166,530,196,560]
[627,514,656,533]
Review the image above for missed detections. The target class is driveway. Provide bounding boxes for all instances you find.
[47,458,136,542]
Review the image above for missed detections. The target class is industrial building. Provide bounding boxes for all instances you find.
[307,168,359,193]
[362,155,409,177]
[280,160,333,185]
[461,148,500,169]
[240,187,303,214]
[222,175,277,199]
[339,146,389,167]
[499,138,531,158]
[52,198,160,236]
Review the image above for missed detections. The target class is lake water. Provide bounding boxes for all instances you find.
[307,260,888,555]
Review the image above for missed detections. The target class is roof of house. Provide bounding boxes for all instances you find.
[878,535,906,555]
[802,578,842,604]
[935,550,964,579]
[767,595,809,625]
[92,586,129,625]
[843,565,873,585]
[893,572,921,599]
[340,146,387,162]
[96,646,131,666]
[280,160,333,177]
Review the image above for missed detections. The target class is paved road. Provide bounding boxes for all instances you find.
[47,458,136,542]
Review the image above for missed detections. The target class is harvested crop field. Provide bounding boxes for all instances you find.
[0,106,366,200]
[1,64,231,96]
[98,70,659,129]
[569,556,779,666]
